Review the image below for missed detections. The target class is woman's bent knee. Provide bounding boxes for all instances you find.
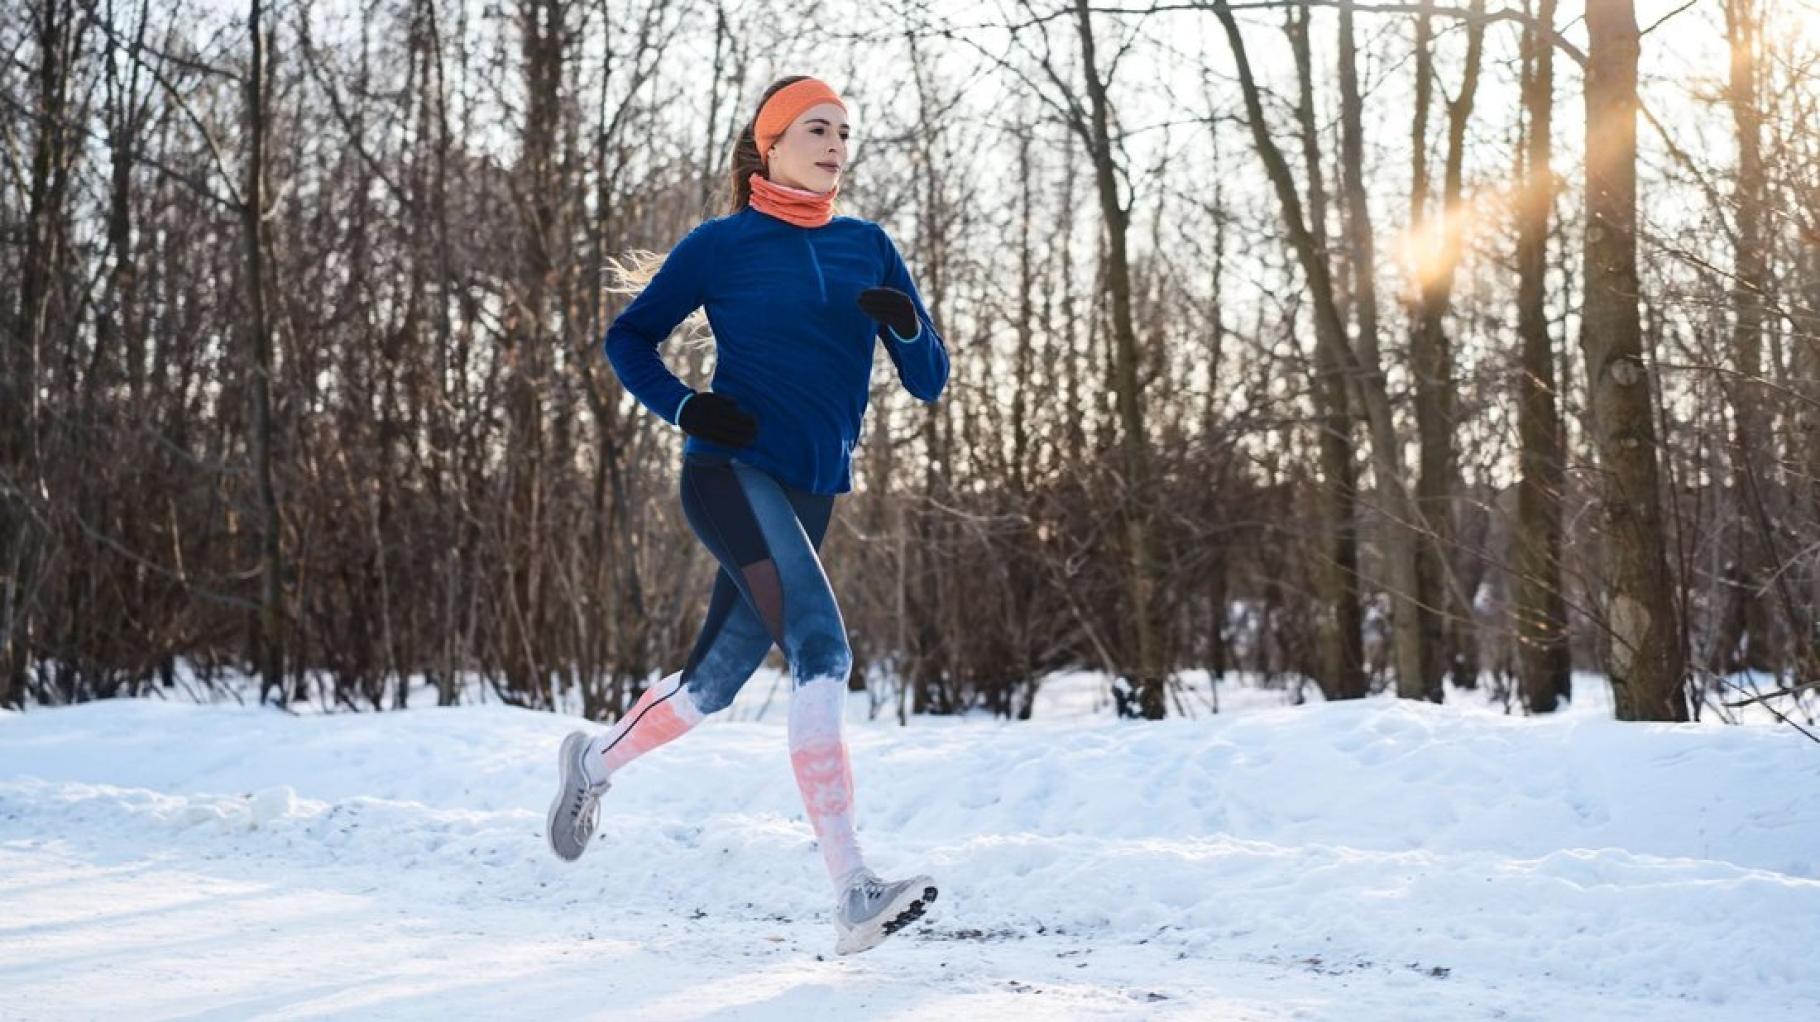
[686,672,741,715]
[792,631,851,684]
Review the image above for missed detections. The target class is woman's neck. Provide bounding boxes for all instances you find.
[749,172,837,228]
[763,174,829,197]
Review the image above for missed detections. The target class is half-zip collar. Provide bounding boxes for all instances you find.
[804,234,828,302]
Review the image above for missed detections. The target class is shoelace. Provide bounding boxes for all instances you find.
[573,790,593,832]
[571,778,607,835]
[851,874,889,908]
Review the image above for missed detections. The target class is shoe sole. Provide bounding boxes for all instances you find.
[545,731,591,862]
[835,881,938,955]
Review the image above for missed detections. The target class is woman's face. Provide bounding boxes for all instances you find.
[764,102,849,194]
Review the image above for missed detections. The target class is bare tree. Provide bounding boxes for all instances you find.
[1711,0,1776,677]
[1212,0,1428,704]
[240,0,286,703]
[1513,0,1571,712]
[1407,0,1485,698]
[1071,0,1167,717]
[1287,1,1366,701]
[1581,0,1687,721]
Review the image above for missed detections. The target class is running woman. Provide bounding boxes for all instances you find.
[545,76,949,956]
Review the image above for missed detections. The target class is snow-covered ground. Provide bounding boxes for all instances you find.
[2,670,1817,1020]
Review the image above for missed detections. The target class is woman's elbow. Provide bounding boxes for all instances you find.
[913,366,949,403]
[601,325,644,373]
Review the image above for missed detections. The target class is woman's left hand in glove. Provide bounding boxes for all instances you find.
[857,287,920,339]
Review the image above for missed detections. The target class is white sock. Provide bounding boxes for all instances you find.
[581,734,612,786]
[788,675,866,887]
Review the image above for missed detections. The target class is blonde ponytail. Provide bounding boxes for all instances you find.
[605,249,666,294]
[604,249,712,349]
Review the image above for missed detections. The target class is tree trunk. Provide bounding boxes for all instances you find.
[505,0,566,707]
[1403,12,1448,701]
[1074,0,1166,718]
[1797,232,1820,679]
[1289,5,1365,701]
[1712,0,1775,675]
[1013,121,1035,498]
[244,0,286,704]
[1327,0,1377,701]
[1515,0,1572,712]
[1406,3,1484,700]
[1204,119,1236,686]
[104,0,150,408]
[1582,0,1688,721]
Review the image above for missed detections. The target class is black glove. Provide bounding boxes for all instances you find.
[677,392,758,447]
[857,287,920,339]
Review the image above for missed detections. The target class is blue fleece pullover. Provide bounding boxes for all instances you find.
[603,206,950,494]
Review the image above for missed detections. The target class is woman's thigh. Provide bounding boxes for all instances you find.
[678,455,840,699]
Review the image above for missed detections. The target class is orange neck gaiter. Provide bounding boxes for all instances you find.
[749,172,837,229]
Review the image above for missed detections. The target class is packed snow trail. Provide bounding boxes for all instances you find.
[2,673,1816,1020]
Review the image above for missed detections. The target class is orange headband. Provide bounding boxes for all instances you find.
[755,78,846,157]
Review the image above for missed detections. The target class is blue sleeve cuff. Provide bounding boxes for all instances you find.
[673,391,696,426]
[887,321,922,344]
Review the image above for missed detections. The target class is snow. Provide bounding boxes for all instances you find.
[2,670,1817,1020]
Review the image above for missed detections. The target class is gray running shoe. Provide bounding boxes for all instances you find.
[833,867,938,955]
[546,730,610,862]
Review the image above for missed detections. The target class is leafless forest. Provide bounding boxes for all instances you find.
[5,0,1820,727]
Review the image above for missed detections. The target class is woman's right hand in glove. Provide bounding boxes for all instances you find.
[677,392,758,448]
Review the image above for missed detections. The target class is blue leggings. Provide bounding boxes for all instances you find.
[677,452,847,711]
[675,452,866,881]
[588,452,864,882]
